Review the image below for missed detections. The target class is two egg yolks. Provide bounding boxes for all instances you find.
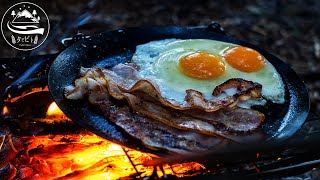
[178,46,266,80]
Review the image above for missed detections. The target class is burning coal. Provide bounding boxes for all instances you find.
[1,96,205,179]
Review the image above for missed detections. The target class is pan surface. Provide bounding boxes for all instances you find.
[48,26,309,153]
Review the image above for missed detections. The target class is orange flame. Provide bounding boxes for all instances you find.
[47,102,64,117]
[15,133,204,179]
[2,106,9,115]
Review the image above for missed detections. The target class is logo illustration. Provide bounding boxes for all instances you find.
[1,2,50,51]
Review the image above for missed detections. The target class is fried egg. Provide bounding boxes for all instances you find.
[131,39,285,105]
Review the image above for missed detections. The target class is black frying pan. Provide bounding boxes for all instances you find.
[48,26,309,154]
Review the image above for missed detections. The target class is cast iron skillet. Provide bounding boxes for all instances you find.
[48,26,309,154]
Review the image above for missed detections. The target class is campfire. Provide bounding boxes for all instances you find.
[1,88,205,179]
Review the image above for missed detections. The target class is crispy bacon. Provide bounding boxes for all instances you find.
[64,63,266,153]
[213,78,262,98]
[65,65,263,112]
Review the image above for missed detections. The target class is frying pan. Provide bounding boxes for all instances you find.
[48,26,309,154]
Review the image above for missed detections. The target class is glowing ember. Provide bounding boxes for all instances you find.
[6,90,205,179]
[47,102,64,117]
[12,133,205,179]
[4,86,49,103]
[2,105,9,115]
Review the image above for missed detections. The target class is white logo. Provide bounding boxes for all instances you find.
[1,2,50,51]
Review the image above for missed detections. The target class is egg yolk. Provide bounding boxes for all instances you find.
[179,52,225,80]
[223,46,266,72]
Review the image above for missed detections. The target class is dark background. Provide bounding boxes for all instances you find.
[0,1,319,115]
[0,0,319,178]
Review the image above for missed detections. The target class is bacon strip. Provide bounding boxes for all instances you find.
[213,78,262,98]
[120,92,265,141]
[65,64,263,112]
[96,99,226,154]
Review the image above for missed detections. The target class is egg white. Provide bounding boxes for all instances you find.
[131,39,285,105]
